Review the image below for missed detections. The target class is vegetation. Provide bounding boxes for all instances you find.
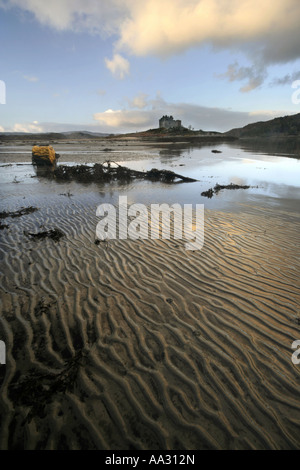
[227,113,300,138]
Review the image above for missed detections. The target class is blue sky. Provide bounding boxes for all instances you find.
[1,0,300,133]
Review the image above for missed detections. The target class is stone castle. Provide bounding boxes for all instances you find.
[159,115,182,130]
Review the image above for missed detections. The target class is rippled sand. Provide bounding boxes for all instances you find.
[0,187,299,450]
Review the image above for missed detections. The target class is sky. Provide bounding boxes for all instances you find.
[0,0,300,134]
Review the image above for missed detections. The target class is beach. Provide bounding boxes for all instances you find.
[0,139,300,450]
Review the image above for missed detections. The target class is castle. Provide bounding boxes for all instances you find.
[159,115,182,130]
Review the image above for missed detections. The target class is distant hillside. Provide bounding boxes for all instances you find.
[62,131,110,138]
[0,131,109,142]
[226,113,300,138]
[107,127,236,143]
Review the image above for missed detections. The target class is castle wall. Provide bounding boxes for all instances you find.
[159,117,182,129]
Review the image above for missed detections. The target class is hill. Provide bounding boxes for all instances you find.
[0,131,109,142]
[108,127,237,143]
[226,113,300,138]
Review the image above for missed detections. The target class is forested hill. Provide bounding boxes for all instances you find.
[226,113,300,138]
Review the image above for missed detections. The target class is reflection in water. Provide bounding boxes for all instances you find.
[0,140,299,213]
[230,137,300,157]
[34,164,57,179]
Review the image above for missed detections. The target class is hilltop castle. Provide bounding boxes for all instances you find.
[159,115,182,130]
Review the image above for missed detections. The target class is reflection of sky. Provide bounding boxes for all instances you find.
[1,143,299,213]
[119,144,300,188]
[116,144,300,210]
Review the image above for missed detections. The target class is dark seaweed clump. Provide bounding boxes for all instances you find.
[9,349,86,423]
[201,183,251,198]
[24,228,65,243]
[50,161,197,184]
[0,207,38,219]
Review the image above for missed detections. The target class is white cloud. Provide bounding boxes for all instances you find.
[5,121,109,134]
[94,109,150,128]
[13,121,43,133]
[104,53,130,79]
[2,0,300,88]
[128,92,149,109]
[0,125,5,132]
[116,1,300,59]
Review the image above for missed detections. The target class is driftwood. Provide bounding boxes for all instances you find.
[51,161,197,184]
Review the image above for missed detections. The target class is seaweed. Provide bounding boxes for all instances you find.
[214,183,250,193]
[34,299,52,318]
[201,183,251,198]
[59,191,73,197]
[24,228,65,243]
[49,161,197,184]
[8,349,87,423]
[0,206,38,219]
[201,188,214,199]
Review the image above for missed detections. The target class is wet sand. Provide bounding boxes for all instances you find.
[0,141,300,450]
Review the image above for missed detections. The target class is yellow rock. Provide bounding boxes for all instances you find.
[32,145,57,165]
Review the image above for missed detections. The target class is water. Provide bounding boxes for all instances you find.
[0,142,299,213]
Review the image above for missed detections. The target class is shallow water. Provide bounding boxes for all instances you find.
[0,141,299,213]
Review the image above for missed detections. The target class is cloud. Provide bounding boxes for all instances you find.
[269,71,300,87]
[5,121,109,134]
[23,75,39,82]
[2,0,300,88]
[248,110,287,118]
[4,101,290,134]
[0,0,127,34]
[104,53,130,79]
[0,125,5,132]
[218,62,267,92]
[116,0,300,66]
[127,92,149,109]
[12,121,43,132]
[94,109,150,128]
[93,94,288,132]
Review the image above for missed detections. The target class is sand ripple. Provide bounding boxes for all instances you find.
[0,197,300,449]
